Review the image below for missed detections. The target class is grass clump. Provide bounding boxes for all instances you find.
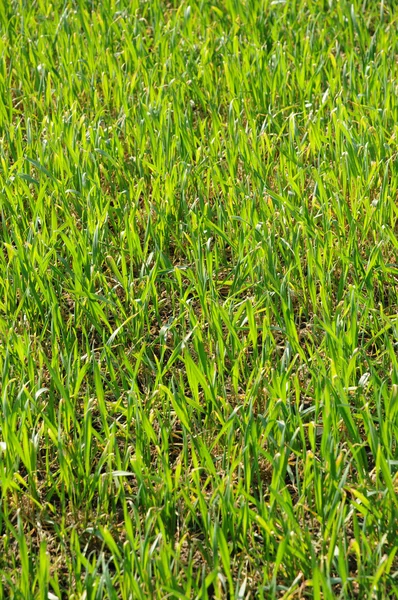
[0,0,398,598]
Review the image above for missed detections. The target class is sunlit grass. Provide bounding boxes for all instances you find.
[0,0,398,598]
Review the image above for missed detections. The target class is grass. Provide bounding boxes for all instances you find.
[0,0,397,597]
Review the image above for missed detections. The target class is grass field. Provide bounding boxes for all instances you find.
[0,0,398,598]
